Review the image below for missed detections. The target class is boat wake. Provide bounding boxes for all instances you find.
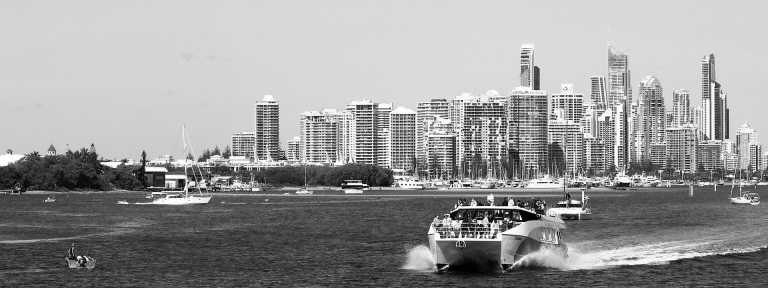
[402,245,437,272]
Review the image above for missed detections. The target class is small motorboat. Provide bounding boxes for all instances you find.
[44,196,56,203]
[65,243,95,270]
[116,200,129,205]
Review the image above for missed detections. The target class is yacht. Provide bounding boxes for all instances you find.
[546,190,592,220]
[296,165,313,195]
[143,126,211,205]
[525,177,561,189]
[612,173,632,189]
[428,196,567,271]
[341,180,368,194]
[730,182,760,205]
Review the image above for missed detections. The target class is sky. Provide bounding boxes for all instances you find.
[1,0,766,160]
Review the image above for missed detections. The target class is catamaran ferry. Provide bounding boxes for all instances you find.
[428,196,567,271]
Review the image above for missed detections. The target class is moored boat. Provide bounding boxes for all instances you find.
[525,177,561,189]
[341,180,367,194]
[428,196,567,272]
[546,190,592,220]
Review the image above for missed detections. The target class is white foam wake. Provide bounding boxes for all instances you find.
[402,245,436,272]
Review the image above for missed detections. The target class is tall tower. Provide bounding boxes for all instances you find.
[389,107,417,172]
[509,87,549,179]
[608,46,631,105]
[416,99,451,176]
[254,95,280,161]
[550,83,584,122]
[701,54,729,140]
[520,44,536,89]
[637,76,666,162]
[590,75,608,110]
[672,89,691,127]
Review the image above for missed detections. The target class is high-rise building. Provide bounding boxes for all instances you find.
[549,115,584,176]
[389,107,417,172]
[509,87,548,178]
[637,75,666,162]
[520,44,536,89]
[590,76,608,109]
[750,144,762,172]
[666,124,698,173]
[550,84,584,122]
[701,54,729,140]
[672,89,691,127]
[697,140,723,172]
[596,106,627,172]
[650,143,667,168]
[376,103,393,168]
[416,98,451,176]
[427,125,457,180]
[457,93,508,179]
[300,109,342,164]
[608,46,632,105]
[231,131,255,160]
[584,136,606,175]
[254,95,280,161]
[345,100,378,165]
[736,122,759,170]
[286,136,301,162]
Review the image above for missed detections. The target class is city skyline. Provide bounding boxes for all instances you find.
[2,1,767,159]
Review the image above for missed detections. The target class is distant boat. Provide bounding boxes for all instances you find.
[547,189,592,220]
[341,180,367,194]
[525,177,561,189]
[296,165,313,195]
[144,126,211,205]
[44,196,56,203]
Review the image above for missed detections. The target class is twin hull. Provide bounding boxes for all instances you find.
[428,220,566,270]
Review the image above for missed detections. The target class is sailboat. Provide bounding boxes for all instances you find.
[148,126,212,205]
[729,170,760,205]
[296,164,313,195]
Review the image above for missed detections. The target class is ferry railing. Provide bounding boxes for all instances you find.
[432,222,518,239]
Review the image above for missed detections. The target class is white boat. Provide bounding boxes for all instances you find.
[341,180,367,194]
[428,196,567,271]
[547,190,592,220]
[44,196,56,203]
[613,173,632,189]
[394,179,425,190]
[296,165,313,195]
[144,126,212,205]
[525,177,561,189]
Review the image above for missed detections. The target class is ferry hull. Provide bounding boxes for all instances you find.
[429,234,566,271]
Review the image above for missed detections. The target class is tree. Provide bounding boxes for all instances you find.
[222,146,231,159]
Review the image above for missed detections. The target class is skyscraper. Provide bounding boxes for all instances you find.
[520,44,535,89]
[254,95,280,161]
[509,87,548,178]
[376,103,393,168]
[550,84,584,122]
[608,46,631,105]
[389,107,417,172]
[549,115,584,176]
[672,89,691,127]
[666,124,698,174]
[589,75,608,109]
[736,122,759,170]
[701,54,729,140]
[300,109,342,164]
[416,98,451,176]
[457,94,508,179]
[345,100,378,165]
[637,75,666,162]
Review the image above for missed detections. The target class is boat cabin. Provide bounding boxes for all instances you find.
[555,200,583,208]
[432,206,546,240]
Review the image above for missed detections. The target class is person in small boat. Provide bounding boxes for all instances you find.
[68,243,76,260]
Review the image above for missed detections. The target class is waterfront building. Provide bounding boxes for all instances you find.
[231,131,255,160]
[697,140,723,172]
[509,87,548,178]
[548,113,584,176]
[254,95,280,161]
[590,75,608,110]
[389,107,417,173]
[597,108,616,172]
[376,103,393,168]
[300,110,343,164]
[581,102,598,138]
[701,54,730,140]
[672,89,691,127]
[736,122,759,170]
[666,124,698,174]
[286,136,301,162]
[637,75,666,162]
[724,152,739,172]
[416,98,451,175]
[650,143,667,168]
[344,100,391,166]
[427,128,457,180]
[584,136,606,175]
[457,93,508,179]
[550,84,584,122]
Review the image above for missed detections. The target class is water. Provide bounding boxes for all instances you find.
[1,188,766,287]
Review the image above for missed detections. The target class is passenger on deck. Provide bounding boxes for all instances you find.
[470,198,478,206]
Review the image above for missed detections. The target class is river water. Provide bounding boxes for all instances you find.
[0,187,766,287]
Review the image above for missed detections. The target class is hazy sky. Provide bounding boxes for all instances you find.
[1,0,766,160]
